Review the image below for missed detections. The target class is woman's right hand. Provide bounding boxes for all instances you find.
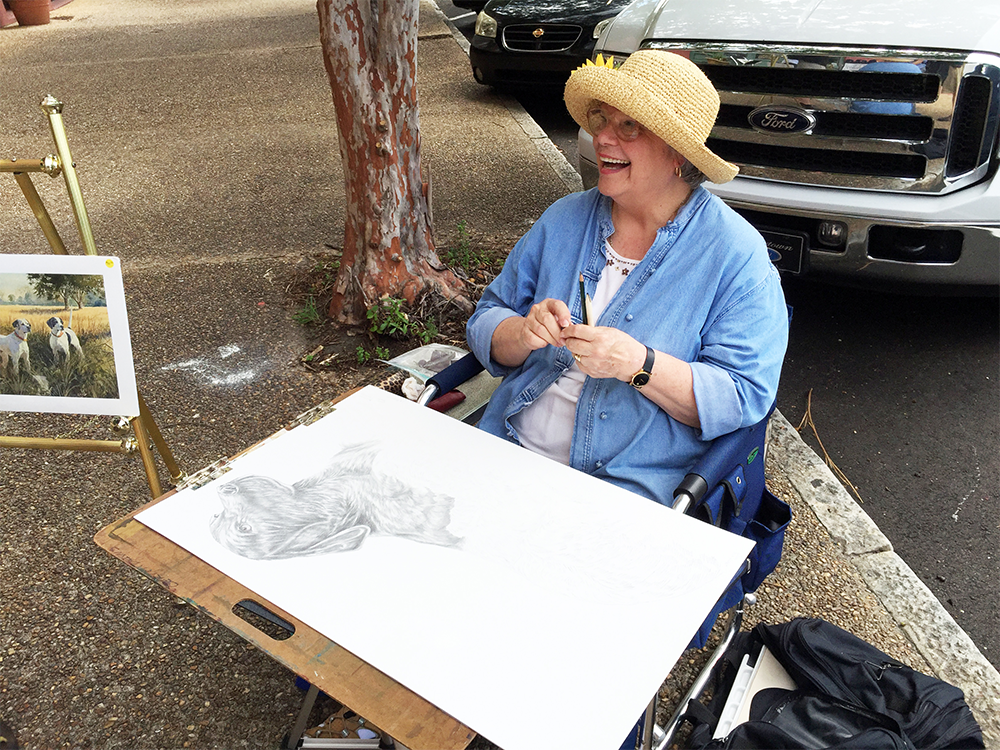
[522,298,573,350]
[491,298,572,367]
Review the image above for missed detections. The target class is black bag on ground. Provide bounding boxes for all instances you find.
[686,617,984,749]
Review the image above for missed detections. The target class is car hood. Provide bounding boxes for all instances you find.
[606,0,1000,53]
[486,0,633,26]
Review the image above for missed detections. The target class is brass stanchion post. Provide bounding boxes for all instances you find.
[1,95,183,499]
[39,95,97,255]
[129,414,163,498]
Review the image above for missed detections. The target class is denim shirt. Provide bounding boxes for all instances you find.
[466,187,788,505]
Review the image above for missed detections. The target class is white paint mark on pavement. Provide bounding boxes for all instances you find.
[161,344,263,387]
[952,446,980,522]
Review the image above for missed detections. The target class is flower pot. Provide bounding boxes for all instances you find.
[9,0,50,26]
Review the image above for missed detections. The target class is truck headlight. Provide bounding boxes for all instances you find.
[593,18,615,39]
[475,12,498,39]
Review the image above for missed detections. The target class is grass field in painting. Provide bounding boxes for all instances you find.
[0,305,119,399]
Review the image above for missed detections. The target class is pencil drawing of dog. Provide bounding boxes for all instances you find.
[46,316,85,364]
[1,319,32,375]
[209,441,462,560]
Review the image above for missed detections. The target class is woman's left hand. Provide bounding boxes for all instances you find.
[562,324,645,382]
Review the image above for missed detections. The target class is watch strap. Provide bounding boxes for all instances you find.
[630,346,655,389]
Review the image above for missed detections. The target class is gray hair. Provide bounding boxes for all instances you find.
[678,159,708,189]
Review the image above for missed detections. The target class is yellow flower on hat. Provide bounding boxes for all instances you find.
[581,53,616,70]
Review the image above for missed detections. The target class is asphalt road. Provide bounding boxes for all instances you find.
[776,280,999,671]
[438,0,999,671]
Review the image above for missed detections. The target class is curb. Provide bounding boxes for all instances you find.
[770,410,1000,740]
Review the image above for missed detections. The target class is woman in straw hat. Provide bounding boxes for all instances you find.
[466,50,788,505]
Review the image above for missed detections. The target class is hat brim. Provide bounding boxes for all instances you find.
[565,64,739,185]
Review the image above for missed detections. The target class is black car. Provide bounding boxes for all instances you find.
[470,0,631,88]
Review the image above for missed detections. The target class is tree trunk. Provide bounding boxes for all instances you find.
[317,0,469,325]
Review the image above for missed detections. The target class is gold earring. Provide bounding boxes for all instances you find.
[674,164,683,178]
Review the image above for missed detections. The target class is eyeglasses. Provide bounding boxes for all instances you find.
[587,107,643,142]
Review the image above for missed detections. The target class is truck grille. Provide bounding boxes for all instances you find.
[642,43,1000,194]
[503,24,582,52]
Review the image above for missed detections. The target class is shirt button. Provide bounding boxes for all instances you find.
[625,313,634,322]
[600,412,608,420]
[595,460,603,469]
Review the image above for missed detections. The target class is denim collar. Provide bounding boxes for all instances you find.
[595,185,710,243]
[590,186,711,280]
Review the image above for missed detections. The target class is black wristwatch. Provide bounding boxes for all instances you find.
[629,346,655,390]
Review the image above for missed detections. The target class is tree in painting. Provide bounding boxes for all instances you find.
[26,274,102,311]
[316,0,471,325]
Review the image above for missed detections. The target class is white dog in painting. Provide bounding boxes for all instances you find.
[46,316,85,364]
[0,318,32,375]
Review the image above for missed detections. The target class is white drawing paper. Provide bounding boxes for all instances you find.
[0,254,138,416]
[137,386,755,750]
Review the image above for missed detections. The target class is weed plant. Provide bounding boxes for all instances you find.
[293,296,321,326]
[366,297,437,344]
[441,221,506,280]
[290,256,341,327]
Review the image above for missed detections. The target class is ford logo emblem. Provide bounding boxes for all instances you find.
[748,106,816,135]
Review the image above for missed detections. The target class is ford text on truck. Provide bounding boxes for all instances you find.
[578,0,1000,293]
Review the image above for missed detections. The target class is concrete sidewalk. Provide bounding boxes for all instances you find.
[0,0,996,746]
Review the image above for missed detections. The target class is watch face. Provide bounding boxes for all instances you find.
[631,371,650,388]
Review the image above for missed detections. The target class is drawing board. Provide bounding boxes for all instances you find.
[137,386,754,750]
[0,254,138,416]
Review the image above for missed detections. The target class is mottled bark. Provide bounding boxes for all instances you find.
[317,0,469,324]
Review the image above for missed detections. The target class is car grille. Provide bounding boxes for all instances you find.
[642,42,1000,194]
[503,24,582,53]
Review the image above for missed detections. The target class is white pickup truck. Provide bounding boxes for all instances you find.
[578,0,1000,292]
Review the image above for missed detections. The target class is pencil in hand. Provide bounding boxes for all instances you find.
[579,273,593,325]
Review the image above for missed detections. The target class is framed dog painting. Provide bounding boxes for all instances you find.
[0,254,138,416]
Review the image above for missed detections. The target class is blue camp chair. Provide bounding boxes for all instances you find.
[418,352,792,750]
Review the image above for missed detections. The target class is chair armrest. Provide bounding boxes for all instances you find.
[671,403,776,516]
[416,352,486,406]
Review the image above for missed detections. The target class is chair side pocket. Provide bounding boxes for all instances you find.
[743,489,791,593]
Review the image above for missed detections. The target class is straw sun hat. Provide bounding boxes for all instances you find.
[564,50,738,185]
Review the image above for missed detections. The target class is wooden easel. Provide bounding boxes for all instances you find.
[0,94,183,497]
[95,388,477,750]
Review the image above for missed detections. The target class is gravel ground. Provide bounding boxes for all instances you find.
[0,252,936,749]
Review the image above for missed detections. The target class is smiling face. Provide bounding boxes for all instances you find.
[591,104,683,208]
